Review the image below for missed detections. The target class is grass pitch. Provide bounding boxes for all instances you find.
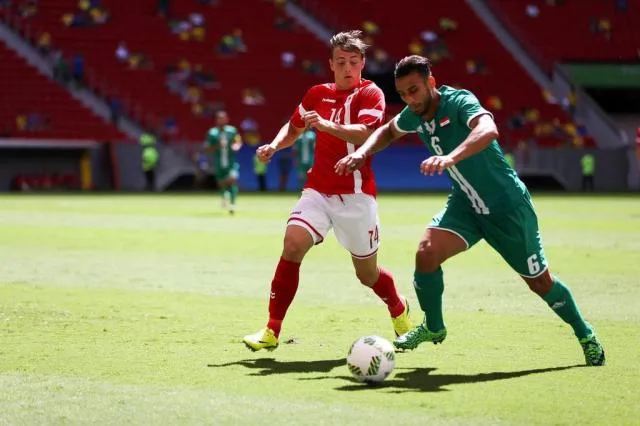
[1,193,639,425]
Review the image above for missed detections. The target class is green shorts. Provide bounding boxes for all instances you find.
[430,195,548,277]
[216,164,239,182]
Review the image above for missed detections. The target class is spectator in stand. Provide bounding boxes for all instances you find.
[19,0,37,18]
[241,117,261,145]
[37,32,51,56]
[281,51,295,68]
[52,50,70,84]
[562,88,577,117]
[361,20,379,36]
[242,88,265,106]
[71,53,84,85]
[163,116,178,136]
[107,97,122,125]
[439,17,458,31]
[231,28,247,52]
[301,59,323,76]
[542,89,557,104]
[486,95,503,111]
[192,64,220,88]
[408,38,424,55]
[526,4,540,18]
[115,42,129,62]
[15,113,27,131]
[420,30,438,44]
[366,48,392,75]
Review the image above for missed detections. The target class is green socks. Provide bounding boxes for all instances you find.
[542,276,593,339]
[413,268,445,332]
[229,184,238,205]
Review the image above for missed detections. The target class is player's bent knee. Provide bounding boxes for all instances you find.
[415,242,442,273]
[282,238,311,262]
[355,268,378,287]
[281,227,314,262]
[523,275,553,297]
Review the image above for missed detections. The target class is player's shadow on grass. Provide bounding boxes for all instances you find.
[332,364,583,393]
[208,357,346,376]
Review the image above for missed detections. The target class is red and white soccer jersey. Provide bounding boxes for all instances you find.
[290,79,385,196]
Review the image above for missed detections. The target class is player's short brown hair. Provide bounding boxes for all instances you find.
[395,55,432,79]
[329,30,369,57]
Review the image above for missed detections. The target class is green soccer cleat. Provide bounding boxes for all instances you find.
[391,296,413,337]
[393,322,447,350]
[579,334,605,366]
[243,328,279,352]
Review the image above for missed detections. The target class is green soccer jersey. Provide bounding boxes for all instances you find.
[392,85,527,214]
[205,125,239,170]
[295,129,315,168]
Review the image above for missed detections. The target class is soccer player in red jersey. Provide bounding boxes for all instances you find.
[243,31,413,351]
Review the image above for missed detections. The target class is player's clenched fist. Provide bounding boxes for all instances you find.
[303,111,332,132]
[256,144,276,162]
[420,155,455,176]
[335,152,365,176]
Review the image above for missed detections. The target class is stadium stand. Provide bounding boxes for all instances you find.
[298,0,596,147]
[1,0,611,148]
[488,0,639,72]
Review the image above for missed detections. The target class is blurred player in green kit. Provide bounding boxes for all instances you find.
[336,55,605,366]
[205,110,243,214]
[294,128,316,188]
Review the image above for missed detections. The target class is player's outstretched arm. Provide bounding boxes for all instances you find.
[256,121,304,162]
[448,114,498,163]
[334,121,402,175]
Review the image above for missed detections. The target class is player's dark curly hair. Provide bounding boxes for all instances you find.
[394,55,432,79]
[329,30,369,56]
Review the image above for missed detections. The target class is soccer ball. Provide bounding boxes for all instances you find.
[346,335,396,384]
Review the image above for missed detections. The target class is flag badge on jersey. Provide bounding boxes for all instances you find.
[440,117,450,127]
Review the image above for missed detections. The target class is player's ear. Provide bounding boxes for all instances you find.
[427,75,436,88]
[329,58,335,73]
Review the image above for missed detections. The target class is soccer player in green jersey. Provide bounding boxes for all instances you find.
[205,110,243,214]
[294,128,316,188]
[335,55,605,366]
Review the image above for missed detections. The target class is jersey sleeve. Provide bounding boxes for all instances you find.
[204,129,217,147]
[290,86,319,128]
[357,85,386,127]
[455,89,494,129]
[390,106,419,134]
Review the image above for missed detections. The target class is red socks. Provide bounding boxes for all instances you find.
[267,257,301,337]
[371,267,405,318]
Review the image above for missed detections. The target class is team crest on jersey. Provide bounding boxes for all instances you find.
[424,120,436,135]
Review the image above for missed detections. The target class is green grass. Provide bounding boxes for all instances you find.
[1,194,639,425]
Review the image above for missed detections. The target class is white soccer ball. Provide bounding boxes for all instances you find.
[346,335,396,384]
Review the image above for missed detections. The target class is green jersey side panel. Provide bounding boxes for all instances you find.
[205,125,239,170]
[393,85,527,214]
[295,130,316,168]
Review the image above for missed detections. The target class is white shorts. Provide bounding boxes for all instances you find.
[287,188,380,258]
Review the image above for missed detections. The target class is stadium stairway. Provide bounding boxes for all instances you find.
[0,37,124,140]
